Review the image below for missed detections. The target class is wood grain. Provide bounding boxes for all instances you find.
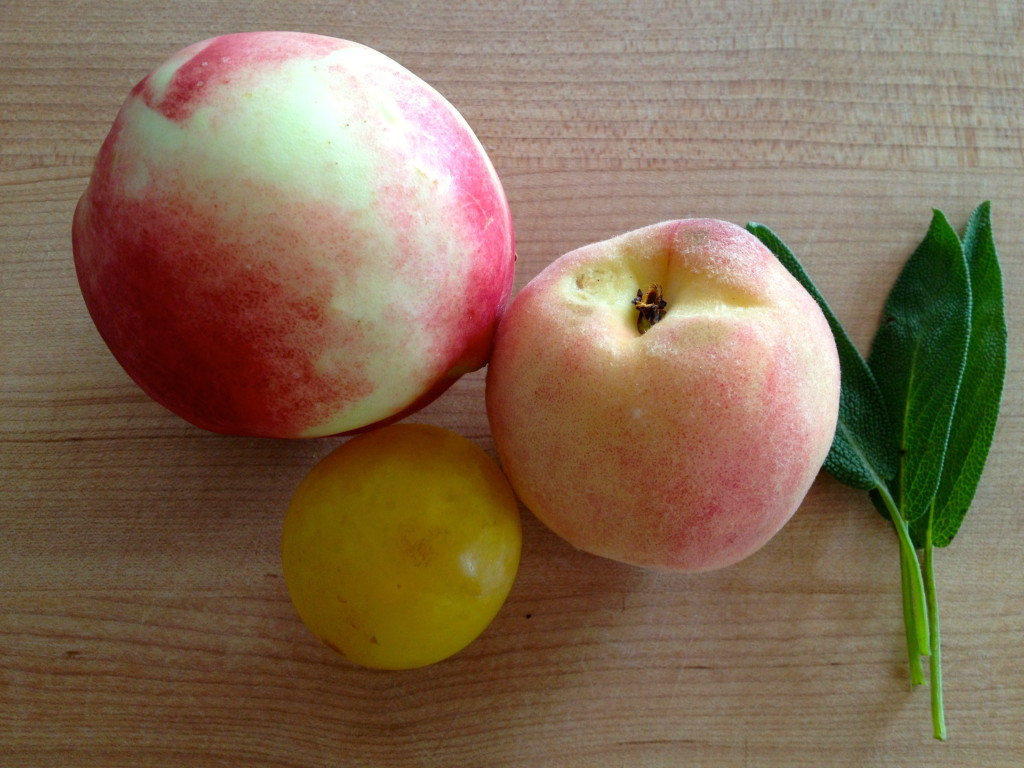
[2,1,1022,766]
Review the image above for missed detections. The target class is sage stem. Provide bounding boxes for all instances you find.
[924,521,947,739]
[899,545,926,686]
[875,483,931,659]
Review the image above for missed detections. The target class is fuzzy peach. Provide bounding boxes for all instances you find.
[485,219,840,571]
[73,31,515,438]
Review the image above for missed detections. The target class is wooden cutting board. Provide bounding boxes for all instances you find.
[2,1,1021,766]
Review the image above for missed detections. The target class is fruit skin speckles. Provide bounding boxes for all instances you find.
[486,219,840,572]
[73,31,515,438]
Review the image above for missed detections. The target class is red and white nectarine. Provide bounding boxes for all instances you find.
[73,32,515,437]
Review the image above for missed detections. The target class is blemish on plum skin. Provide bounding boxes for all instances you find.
[322,638,346,656]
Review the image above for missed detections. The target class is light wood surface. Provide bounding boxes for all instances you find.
[2,2,1022,766]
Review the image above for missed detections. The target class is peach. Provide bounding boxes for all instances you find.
[485,219,840,571]
[73,32,515,438]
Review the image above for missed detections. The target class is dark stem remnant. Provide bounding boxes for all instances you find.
[632,284,667,334]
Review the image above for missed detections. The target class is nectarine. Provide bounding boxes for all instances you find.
[73,32,515,437]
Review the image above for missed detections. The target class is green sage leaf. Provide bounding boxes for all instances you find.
[866,210,971,524]
[911,202,1006,548]
[746,222,898,489]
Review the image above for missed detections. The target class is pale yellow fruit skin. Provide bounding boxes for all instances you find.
[281,423,521,669]
[486,219,840,572]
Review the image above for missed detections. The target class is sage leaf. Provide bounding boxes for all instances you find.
[866,210,972,524]
[911,202,1006,548]
[746,222,898,489]
[753,205,1000,738]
